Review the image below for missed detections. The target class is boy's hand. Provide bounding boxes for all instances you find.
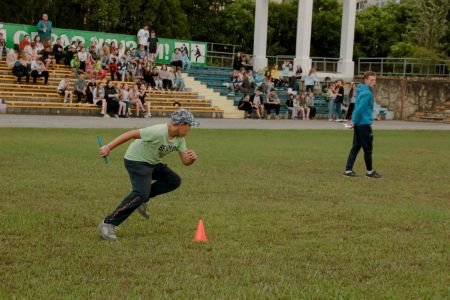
[185,150,197,161]
[99,145,110,157]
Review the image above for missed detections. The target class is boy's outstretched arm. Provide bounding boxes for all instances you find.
[99,129,141,157]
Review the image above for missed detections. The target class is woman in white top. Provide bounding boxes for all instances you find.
[33,36,44,53]
[129,85,145,117]
[77,47,88,71]
[93,83,108,117]
[118,42,125,59]
[57,75,73,104]
[118,83,131,117]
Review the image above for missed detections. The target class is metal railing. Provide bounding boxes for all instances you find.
[357,57,450,77]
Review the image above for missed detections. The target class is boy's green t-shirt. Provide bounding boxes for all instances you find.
[124,123,187,164]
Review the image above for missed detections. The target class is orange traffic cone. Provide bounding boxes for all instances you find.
[194,219,207,241]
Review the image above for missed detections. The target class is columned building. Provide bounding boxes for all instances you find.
[252,0,357,80]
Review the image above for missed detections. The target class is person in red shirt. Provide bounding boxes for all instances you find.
[19,34,31,50]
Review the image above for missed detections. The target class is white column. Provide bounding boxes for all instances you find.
[294,0,313,75]
[337,0,356,79]
[252,0,269,72]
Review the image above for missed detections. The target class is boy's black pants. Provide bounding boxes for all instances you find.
[345,124,373,172]
[104,159,181,226]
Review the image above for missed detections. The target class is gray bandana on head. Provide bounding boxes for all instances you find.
[170,108,200,127]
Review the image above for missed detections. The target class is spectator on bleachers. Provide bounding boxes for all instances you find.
[158,64,172,90]
[138,83,152,118]
[33,36,44,53]
[19,34,31,50]
[238,93,253,118]
[297,93,310,120]
[77,47,87,71]
[235,71,255,94]
[305,92,315,119]
[136,44,148,61]
[148,30,159,63]
[151,66,162,89]
[117,42,125,59]
[304,68,318,93]
[88,44,98,61]
[104,80,120,117]
[70,54,82,76]
[41,44,56,69]
[133,62,144,82]
[7,44,19,69]
[335,79,345,122]
[109,41,117,54]
[119,83,131,117]
[57,75,73,104]
[281,60,292,86]
[174,67,185,91]
[36,13,53,42]
[285,93,297,119]
[270,65,281,87]
[137,25,150,50]
[345,82,357,121]
[93,82,108,117]
[23,42,36,62]
[250,89,264,119]
[294,65,303,91]
[171,48,183,68]
[263,70,273,94]
[108,57,118,81]
[93,58,103,80]
[30,57,49,84]
[143,65,154,87]
[52,38,64,63]
[233,52,243,70]
[129,84,145,117]
[264,88,281,119]
[86,78,96,103]
[241,55,252,71]
[117,57,127,81]
[141,55,151,68]
[100,46,110,70]
[322,76,332,94]
[181,48,191,72]
[13,55,30,84]
[0,32,8,61]
[65,43,77,65]
[74,73,87,103]
[327,82,337,121]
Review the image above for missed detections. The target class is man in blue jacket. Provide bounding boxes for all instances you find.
[344,71,382,179]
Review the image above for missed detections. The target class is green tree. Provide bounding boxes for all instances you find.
[311,0,342,57]
[354,2,413,58]
[407,0,449,58]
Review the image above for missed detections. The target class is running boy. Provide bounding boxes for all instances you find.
[98,109,198,241]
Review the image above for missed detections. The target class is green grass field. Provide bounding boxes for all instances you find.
[0,128,449,299]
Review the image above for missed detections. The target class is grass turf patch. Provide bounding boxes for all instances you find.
[0,128,449,298]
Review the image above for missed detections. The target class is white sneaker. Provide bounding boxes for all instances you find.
[98,221,117,241]
[114,114,119,118]
[103,114,110,118]
[144,113,151,119]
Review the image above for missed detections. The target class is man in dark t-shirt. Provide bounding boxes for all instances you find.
[148,30,159,63]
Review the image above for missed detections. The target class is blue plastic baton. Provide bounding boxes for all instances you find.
[97,135,109,164]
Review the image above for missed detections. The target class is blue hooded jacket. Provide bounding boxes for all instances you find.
[352,83,374,126]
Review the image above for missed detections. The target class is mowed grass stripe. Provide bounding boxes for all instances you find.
[0,128,449,298]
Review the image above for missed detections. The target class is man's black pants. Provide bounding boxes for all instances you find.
[345,124,373,172]
[104,159,181,226]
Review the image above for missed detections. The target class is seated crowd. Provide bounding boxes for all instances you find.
[232,53,355,121]
[1,20,195,118]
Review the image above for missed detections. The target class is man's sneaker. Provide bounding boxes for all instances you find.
[98,221,117,241]
[366,170,383,179]
[343,170,357,177]
[136,203,150,219]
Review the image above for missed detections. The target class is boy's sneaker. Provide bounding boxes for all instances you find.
[136,203,150,219]
[98,221,117,241]
[343,170,357,177]
[366,170,383,179]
